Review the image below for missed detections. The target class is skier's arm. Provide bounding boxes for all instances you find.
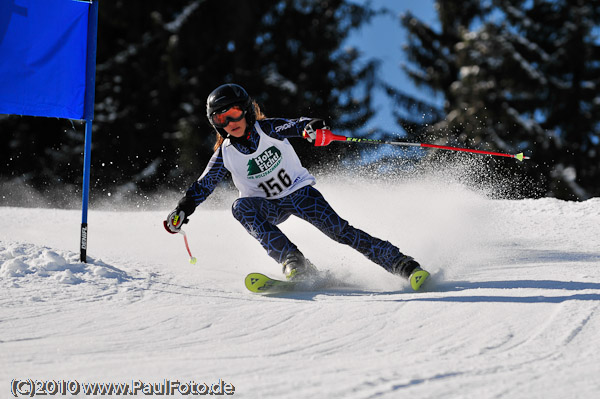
[164,149,228,233]
[260,117,322,140]
[185,149,229,207]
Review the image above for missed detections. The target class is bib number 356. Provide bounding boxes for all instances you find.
[258,169,292,198]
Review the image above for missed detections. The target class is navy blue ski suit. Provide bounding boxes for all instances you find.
[185,117,406,270]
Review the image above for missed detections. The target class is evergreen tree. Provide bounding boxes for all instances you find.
[386,0,485,139]
[390,0,600,200]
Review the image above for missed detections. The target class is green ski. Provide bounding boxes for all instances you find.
[245,272,298,293]
[245,269,430,293]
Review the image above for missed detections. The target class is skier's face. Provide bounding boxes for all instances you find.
[224,115,247,138]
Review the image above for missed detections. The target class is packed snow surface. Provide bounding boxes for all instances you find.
[2,175,600,398]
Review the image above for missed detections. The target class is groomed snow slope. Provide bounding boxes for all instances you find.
[1,175,599,399]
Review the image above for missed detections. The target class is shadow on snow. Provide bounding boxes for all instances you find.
[263,279,600,304]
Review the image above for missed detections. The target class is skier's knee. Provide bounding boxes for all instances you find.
[232,198,251,221]
[232,197,264,222]
[232,197,290,227]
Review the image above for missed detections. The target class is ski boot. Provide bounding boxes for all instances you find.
[391,255,430,291]
[282,250,318,281]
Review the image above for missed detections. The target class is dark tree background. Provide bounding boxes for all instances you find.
[389,0,600,200]
[2,0,599,205]
[0,0,379,205]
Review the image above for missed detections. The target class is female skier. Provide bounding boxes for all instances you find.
[164,83,429,290]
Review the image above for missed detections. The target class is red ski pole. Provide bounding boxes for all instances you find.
[179,229,197,264]
[312,129,530,162]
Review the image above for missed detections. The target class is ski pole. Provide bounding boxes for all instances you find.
[179,229,197,264]
[313,129,530,161]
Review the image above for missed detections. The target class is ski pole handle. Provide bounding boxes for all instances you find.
[314,129,347,146]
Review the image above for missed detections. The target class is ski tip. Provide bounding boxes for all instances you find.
[410,269,430,291]
[245,272,294,294]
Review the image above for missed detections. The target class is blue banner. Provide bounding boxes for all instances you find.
[0,0,90,119]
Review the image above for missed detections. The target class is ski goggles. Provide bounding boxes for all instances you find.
[210,105,246,128]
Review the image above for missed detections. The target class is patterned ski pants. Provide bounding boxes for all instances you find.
[231,185,404,269]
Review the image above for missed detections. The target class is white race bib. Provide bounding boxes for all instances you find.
[222,122,315,199]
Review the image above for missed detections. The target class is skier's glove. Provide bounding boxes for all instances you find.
[303,119,329,144]
[163,196,195,234]
[164,209,188,234]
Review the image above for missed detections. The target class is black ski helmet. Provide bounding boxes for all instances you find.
[206,83,256,138]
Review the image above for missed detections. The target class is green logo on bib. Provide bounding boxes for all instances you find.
[247,146,282,179]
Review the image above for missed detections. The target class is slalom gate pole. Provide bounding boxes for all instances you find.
[80,120,93,262]
[80,0,99,263]
[179,230,197,265]
[314,130,530,162]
